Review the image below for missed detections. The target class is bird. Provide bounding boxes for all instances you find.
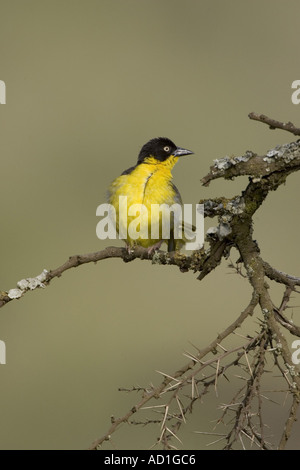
[107,137,194,253]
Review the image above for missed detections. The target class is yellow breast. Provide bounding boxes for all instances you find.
[108,156,180,247]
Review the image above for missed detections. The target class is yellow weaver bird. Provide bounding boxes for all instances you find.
[108,137,194,253]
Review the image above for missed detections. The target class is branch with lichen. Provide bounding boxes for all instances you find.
[1,137,300,308]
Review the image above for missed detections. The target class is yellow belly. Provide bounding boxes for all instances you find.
[108,157,180,247]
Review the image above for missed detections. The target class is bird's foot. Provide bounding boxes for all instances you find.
[125,243,134,254]
[147,240,163,255]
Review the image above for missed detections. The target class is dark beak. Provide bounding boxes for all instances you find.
[173,146,194,157]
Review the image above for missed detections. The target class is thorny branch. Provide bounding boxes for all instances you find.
[89,293,259,450]
[1,113,300,450]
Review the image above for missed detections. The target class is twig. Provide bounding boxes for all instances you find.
[0,246,204,309]
[273,286,300,337]
[248,112,300,136]
[278,393,300,449]
[263,261,300,287]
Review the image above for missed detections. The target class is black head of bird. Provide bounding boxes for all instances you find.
[137,137,193,164]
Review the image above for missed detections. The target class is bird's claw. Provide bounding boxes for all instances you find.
[147,240,163,255]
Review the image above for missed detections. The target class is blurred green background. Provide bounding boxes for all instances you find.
[1,0,300,450]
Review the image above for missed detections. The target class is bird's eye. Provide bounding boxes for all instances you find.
[164,146,170,152]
